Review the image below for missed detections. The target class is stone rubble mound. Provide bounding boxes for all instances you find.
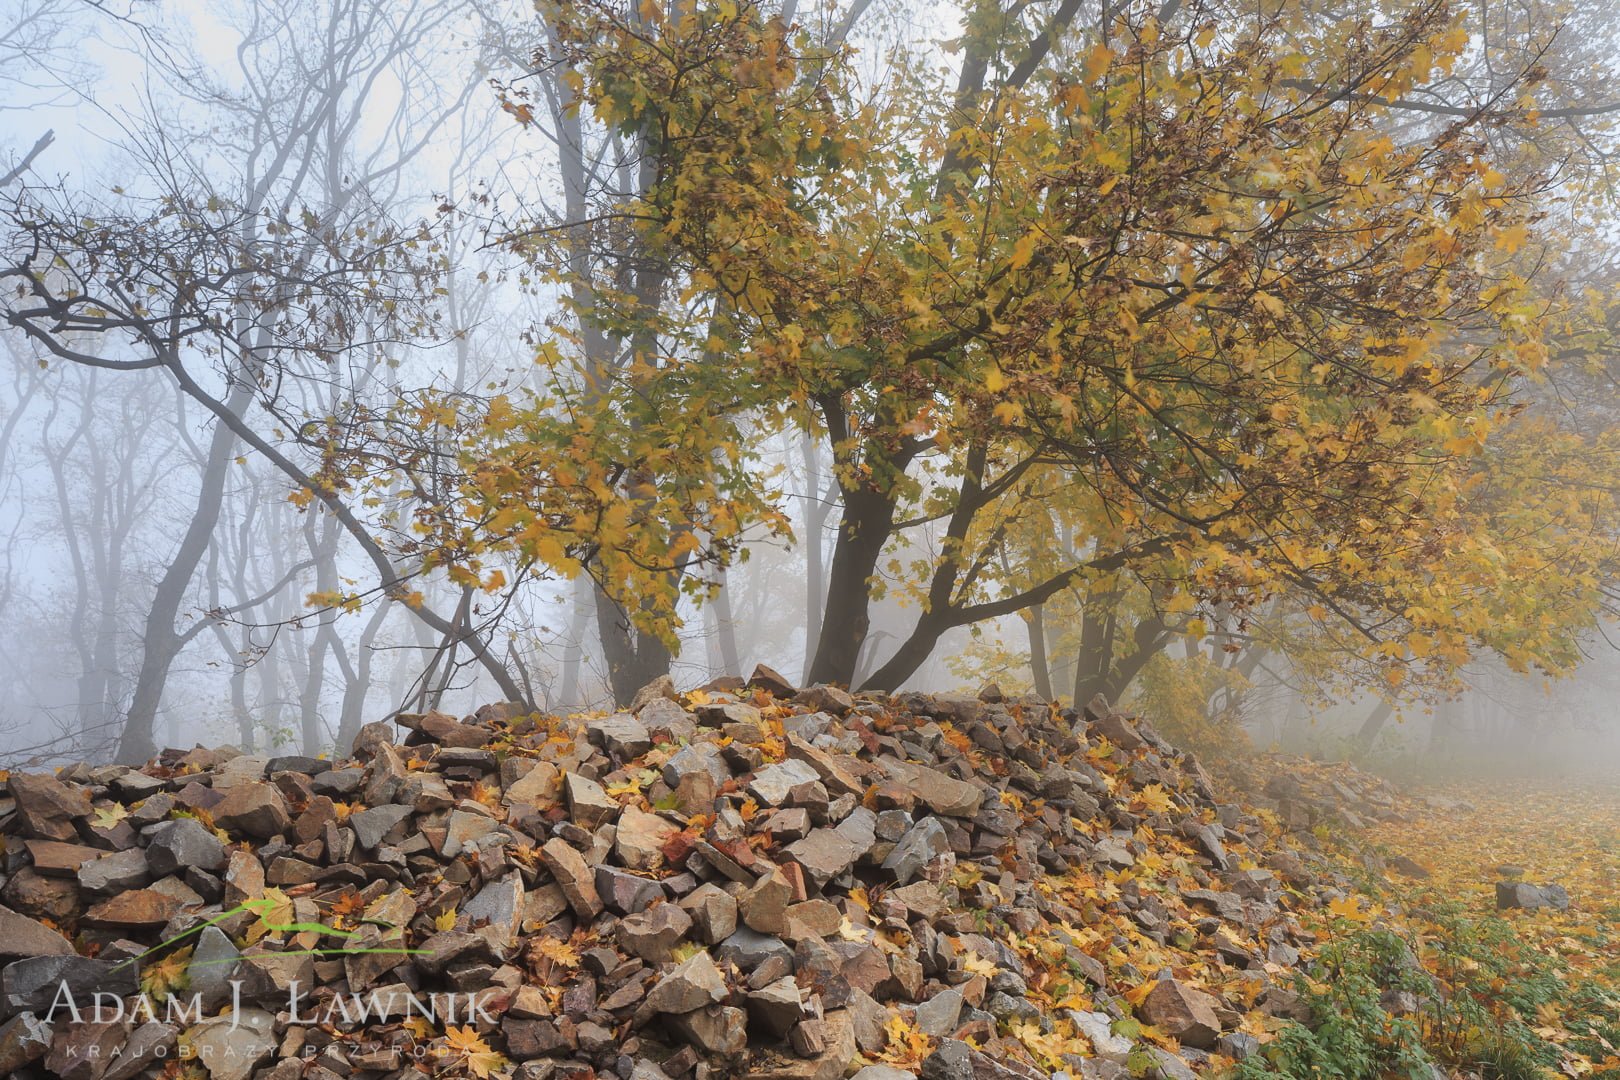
[0,670,1345,1080]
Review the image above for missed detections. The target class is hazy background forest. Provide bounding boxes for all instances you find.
[3,0,1620,771]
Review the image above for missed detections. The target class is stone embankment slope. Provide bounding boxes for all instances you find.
[0,673,1401,1080]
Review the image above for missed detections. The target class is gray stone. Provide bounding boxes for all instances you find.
[183,1007,275,1080]
[349,803,413,849]
[670,1004,748,1055]
[645,950,729,1014]
[716,927,793,970]
[914,988,962,1037]
[784,828,863,889]
[618,903,694,964]
[564,772,620,829]
[78,849,149,897]
[747,760,822,806]
[680,883,738,944]
[588,713,653,760]
[187,927,242,1011]
[101,1020,178,1080]
[463,873,526,947]
[0,1012,51,1074]
[920,1039,974,1080]
[746,976,804,1037]
[442,808,499,858]
[2,956,138,1017]
[853,1068,918,1080]
[0,905,74,961]
[1069,1010,1131,1062]
[1496,881,1570,911]
[144,817,227,875]
[662,742,731,789]
[882,817,949,885]
[880,761,982,818]
[597,866,664,915]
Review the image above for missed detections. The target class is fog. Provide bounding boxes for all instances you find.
[3,0,1619,776]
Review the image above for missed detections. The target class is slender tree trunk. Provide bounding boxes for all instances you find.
[801,434,832,681]
[1026,604,1053,700]
[557,574,592,710]
[1352,699,1396,755]
[711,567,741,678]
[334,597,392,752]
[117,380,250,763]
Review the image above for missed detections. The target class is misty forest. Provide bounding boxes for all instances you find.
[6,0,1620,1078]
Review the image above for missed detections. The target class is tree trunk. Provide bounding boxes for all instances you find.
[594,582,675,706]
[117,380,251,763]
[711,568,741,679]
[1026,604,1053,700]
[1072,607,1118,707]
[801,434,832,682]
[1352,699,1396,755]
[807,486,899,687]
[556,574,592,710]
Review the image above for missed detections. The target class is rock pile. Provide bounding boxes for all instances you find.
[0,671,1340,1080]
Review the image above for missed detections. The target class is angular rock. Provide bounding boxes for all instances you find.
[8,774,92,842]
[349,802,413,850]
[25,839,103,878]
[783,828,863,890]
[82,889,181,928]
[915,988,963,1037]
[597,866,664,916]
[619,903,695,964]
[144,817,227,875]
[671,1004,749,1055]
[681,883,739,944]
[880,761,982,819]
[617,805,678,872]
[748,760,823,807]
[442,808,499,858]
[1496,881,1570,911]
[102,1021,179,1080]
[716,927,793,971]
[210,780,291,839]
[0,1011,51,1074]
[3,956,138,1017]
[564,772,620,830]
[1136,979,1221,1049]
[646,950,729,1014]
[882,817,949,885]
[183,1007,275,1080]
[187,926,242,1011]
[740,866,795,935]
[540,838,603,919]
[77,849,150,897]
[588,713,653,760]
[0,905,74,962]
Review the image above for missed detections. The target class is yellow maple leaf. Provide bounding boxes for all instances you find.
[140,946,192,1002]
[1326,895,1377,924]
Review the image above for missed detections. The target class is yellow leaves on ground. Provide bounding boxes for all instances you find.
[139,946,191,1002]
[1325,895,1378,924]
[445,1025,510,1080]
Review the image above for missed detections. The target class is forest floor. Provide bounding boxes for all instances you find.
[1349,779,1620,1077]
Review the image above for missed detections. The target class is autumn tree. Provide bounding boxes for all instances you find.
[443,0,1605,705]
